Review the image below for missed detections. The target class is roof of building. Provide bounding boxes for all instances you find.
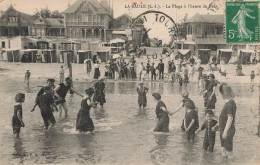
[195,37,226,45]
[115,14,131,20]
[0,4,33,26]
[186,13,224,24]
[63,0,111,16]
[45,18,64,27]
[32,18,64,28]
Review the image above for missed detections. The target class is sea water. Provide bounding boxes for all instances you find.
[0,79,259,165]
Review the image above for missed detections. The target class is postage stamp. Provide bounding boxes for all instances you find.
[226,1,260,43]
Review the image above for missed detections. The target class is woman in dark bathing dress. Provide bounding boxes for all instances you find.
[76,88,97,132]
[152,93,173,132]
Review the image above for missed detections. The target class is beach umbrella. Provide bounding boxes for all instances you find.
[113,54,121,59]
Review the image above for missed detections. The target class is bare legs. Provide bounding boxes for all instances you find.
[58,102,69,118]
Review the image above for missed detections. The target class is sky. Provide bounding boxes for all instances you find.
[0,0,227,20]
[0,0,258,44]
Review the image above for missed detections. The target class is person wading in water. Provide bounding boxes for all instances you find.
[54,77,83,118]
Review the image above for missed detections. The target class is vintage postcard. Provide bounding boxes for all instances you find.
[0,0,259,164]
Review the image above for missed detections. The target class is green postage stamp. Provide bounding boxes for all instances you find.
[226,1,260,43]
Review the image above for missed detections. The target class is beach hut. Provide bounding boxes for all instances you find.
[37,39,50,49]
[1,48,19,62]
[77,50,92,64]
[238,49,255,64]
[110,38,125,47]
[198,49,211,64]
[217,49,233,64]
[20,49,38,63]
[41,49,56,63]
[93,47,111,63]
[60,50,74,63]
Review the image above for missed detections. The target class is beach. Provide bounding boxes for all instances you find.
[0,61,259,165]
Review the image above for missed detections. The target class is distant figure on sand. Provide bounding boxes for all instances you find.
[93,77,106,108]
[251,71,255,83]
[76,88,97,132]
[137,82,149,109]
[150,63,156,81]
[59,65,65,83]
[32,86,57,132]
[152,93,173,132]
[94,61,100,79]
[196,109,218,152]
[24,69,31,86]
[157,59,165,80]
[54,77,83,118]
[12,93,25,138]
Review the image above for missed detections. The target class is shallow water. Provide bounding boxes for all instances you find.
[0,79,259,165]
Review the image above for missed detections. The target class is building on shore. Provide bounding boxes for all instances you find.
[0,4,33,37]
[29,17,65,37]
[63,0,113,41]
[179,13,259,64]
[109,14,132,41]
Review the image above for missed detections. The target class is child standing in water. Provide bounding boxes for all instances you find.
[172,90,198,130]
[12,93,25,138]
[59,65,65,83]
[76,88,97,132]
[24,69,31,86]
[196,110,218,152]
[137,82,149,109]
[183,101,199,142]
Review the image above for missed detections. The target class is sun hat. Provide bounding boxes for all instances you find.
[208,73,215,79]
[219,83,235,99]
[152,93,161,100]
[47,78,55,83]
[139,81,144,85]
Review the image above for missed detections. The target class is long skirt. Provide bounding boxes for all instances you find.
[94,68,100,79]
[154,113,169,132]
[206,93,216,109]
[76,109,94,132]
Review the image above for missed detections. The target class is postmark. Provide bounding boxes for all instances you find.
[226,1,260,43]
[131,11,178,48]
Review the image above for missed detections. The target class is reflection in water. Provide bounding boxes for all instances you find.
[150,82,156,92]
[158,83,164,93]
[13,138,26,164]
[94,108,108,120]
[40,132,60,164]
[135,109,148,119]
[75,134,96,164]
[150,134,170,164]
